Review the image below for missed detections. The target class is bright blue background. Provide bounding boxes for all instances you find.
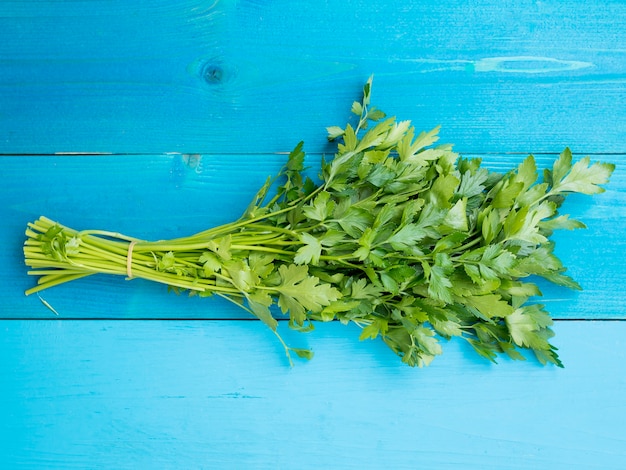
[1,1,625,468]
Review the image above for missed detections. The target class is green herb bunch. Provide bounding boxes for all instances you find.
[24,78,614,367]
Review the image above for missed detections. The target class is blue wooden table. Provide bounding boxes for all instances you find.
[1,1,625,468]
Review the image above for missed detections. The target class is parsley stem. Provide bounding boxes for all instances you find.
[455,236,483,253]
[230,244,294,255]
[25,273,93,296]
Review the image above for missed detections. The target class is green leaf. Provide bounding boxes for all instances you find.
[534,347,563,367]
[355,118,394,152]
[64,236,81,256]
[317,299,361,322]
[412,126,441,150]
[456,167,489,198]
[498,280,542,305]
[362,76,373,105]
[416,203,447,234]
[362,149,390,165]
[433,231,467,254]
[552,147,573,184]
[396,127,418,161]
[506,308,550,350]
[503,201,556,245]
[207,235,232,261]
[326,126,345,140]
[513,154,538,192]
[319,229,345,247]
[350,277,383,300]
[387,223,427,250]
[430,313,463,337]
[442,198,468,231]
[294,232,322,265]
[340,124,358,152]
[248,297,278,331]
[372,203,399,230]
[465,294,515,319]
[553,153,615,195]
[539,215,586,231]
[464,263,483,284]
[367,108,386,122]
[388,265,418,286]
[359,318,388,340]
[224,260,259,292]
[380,272,400,295]
[480,245,517,278]
[517,182,549,206]
[244,177,273,218]
[480,207,501,245]
[40,223,64,242]
[466,338,499,363]
[492,181,524,209]
[335,205,373,238]
[199,251,222,275]
[249,252,275,279]
[541,271,582,290]
[286,141,305,172]
[275,264,341,325]
[525,304,554,328]
[157,251,176,271]
[428,174,460,207]
[367,163,397,187]
[379,120,410,148]
[427,264,454,304]
[302,191,334,222]
[291,348,314,360]
[400,198,425,225]
[413,326,443,357]
[353,227,376,261]
[513,244,580,290]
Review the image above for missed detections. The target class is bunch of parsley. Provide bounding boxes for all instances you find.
[24,78,614,367]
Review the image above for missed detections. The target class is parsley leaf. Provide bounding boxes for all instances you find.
[274,264,341,326]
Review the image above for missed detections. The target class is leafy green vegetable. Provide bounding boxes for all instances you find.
[23,77,614,367]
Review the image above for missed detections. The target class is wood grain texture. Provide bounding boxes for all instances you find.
[3,153,624,319]
[1,0,625,154]
[2,1,625,468]
[1,319,625,469]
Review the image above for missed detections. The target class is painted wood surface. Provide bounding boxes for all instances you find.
[1,320,625,469]
[1,0,625,154]
[1,0,625,468]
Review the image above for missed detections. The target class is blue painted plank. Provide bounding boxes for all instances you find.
[1,319,625,469]
[1,0,625,154]
[2,153,624,319]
